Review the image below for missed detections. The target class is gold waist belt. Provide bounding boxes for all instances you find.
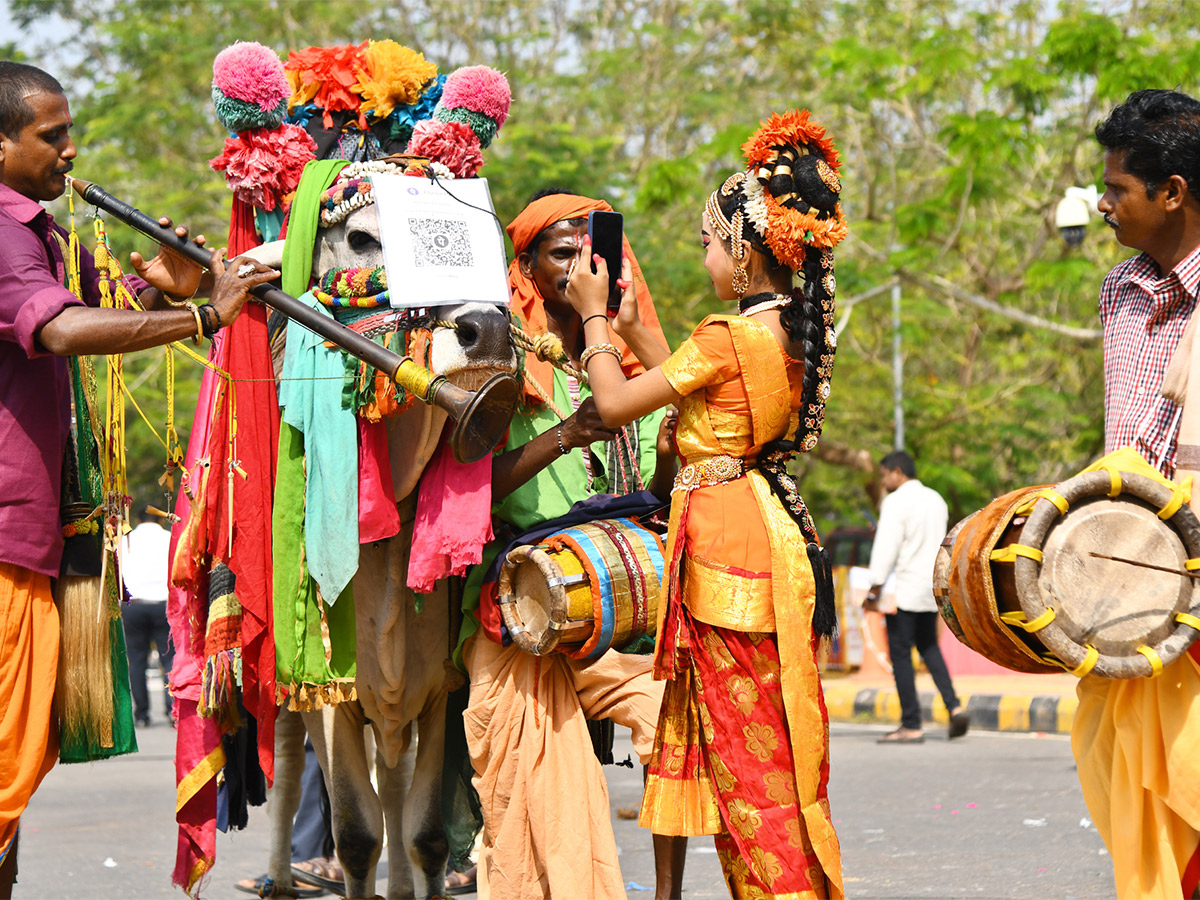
[672,454,749,493]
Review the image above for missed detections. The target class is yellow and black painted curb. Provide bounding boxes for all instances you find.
[823,685,1077,734]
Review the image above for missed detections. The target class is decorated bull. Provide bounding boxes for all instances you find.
[168,41,519,900]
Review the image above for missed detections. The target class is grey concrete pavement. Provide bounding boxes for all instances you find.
[14,718,1113,899]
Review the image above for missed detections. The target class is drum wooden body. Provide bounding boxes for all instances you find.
[497,517,664,660]
[934,471,1200,678]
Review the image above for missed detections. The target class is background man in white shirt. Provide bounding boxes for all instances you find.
[865,451,968,744]
[120,509,173,727]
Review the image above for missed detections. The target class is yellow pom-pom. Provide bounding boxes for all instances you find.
[351,40,437,120]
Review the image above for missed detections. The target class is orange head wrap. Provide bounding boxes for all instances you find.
[506,193,668,407]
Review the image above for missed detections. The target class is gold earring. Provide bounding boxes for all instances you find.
[733,262,749,297]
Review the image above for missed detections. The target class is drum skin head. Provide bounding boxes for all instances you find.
[1040,496,1190,656]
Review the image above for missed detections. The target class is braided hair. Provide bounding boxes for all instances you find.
[710,112,847,637]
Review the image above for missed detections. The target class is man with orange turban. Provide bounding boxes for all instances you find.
[453,189,686,899]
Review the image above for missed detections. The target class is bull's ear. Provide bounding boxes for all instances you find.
[242,240,284,270]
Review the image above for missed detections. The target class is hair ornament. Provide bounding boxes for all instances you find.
[740,109,848,271]
[742,174,770,238]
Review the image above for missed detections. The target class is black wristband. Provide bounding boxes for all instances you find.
[556,423,570,454]
[197,303,222,337]
[580,313,607,328]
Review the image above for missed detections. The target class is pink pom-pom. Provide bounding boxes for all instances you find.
[213,42,289,112]
[440,66,511,128]
[407,120,484,178]
[209,123,316,210]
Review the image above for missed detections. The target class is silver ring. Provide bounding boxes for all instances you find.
[237,263,255,277]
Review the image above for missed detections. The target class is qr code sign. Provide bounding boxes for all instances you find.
[408,217,473,268]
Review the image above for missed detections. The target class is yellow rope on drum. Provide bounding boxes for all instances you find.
[1017,489,1070,517]
[989,544,1044,564]
[1157,484,1187,520]
[1102,465,1122,498]
[1000,607,1056,633]
[1068,645,1099,678]
[1175,611,1200,631]
[1136,645,1164,677]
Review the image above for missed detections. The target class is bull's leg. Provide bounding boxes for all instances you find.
[303,703,383,899]
[401,698,449,900]
[266,706,308,890]
[375,723,416,899]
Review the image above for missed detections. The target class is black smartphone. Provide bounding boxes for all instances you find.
[587,210,624,314]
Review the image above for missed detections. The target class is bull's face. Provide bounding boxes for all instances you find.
[315,204,517,388]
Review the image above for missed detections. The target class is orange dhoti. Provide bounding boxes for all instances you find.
[1072,648,1200,899]
[0,562,60,870]
[463,634,664,900]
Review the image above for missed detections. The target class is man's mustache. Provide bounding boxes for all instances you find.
[56,162,73,175]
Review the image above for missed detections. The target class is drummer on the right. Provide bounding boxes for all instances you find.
[1079,88,1200,899]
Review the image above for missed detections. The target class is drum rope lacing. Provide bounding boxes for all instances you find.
[992,468,1200,679]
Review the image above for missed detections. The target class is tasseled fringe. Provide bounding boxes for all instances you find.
[198,647,243,730]
[807,542,838,641]
[54,574,116,750]
[275,679,357,711]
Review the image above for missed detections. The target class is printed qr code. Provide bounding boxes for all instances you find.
[408,217,473,268]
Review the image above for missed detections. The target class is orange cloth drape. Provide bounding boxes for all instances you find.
[0,562,60,868]
[505,194,667,406]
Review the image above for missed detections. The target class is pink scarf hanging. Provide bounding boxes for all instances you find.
[407,436,493,592]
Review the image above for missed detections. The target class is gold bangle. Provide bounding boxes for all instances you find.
[579,342,622,368]
[184,301,203,344]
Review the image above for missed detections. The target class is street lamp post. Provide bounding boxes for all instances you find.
[892,276,904,451]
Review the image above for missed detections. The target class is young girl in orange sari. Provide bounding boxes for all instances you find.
[565,111,848,899]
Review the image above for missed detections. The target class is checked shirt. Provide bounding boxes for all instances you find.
[1101,243,1200,479]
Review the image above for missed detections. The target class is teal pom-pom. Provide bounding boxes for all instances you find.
[389,120,415,148]
[212,86,286,134]
[433,104,499,148]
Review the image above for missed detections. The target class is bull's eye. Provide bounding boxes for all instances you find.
[348,229,382,254]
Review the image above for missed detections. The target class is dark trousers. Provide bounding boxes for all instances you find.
[292,739,334,862]
[122,600,174,721]
[885,609,960,730]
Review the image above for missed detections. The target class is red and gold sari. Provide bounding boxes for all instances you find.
[640,314,843,899]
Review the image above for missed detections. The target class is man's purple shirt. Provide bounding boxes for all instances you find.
[0,183,145,576]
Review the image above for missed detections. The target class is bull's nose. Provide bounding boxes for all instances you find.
[454,309,510,354]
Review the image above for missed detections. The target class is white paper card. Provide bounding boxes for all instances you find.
[370,174,512,309]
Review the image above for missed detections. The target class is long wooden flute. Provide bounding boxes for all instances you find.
[69,177,517,464]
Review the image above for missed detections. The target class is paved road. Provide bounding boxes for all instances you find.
[16,721,1113,899]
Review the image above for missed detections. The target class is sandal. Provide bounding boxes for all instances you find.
[877,729,925,744]
[235,874,327,898]
[446,864,477,895]
[949,709,970,739]
[292,857,346,896]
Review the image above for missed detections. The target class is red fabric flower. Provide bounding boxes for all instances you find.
[285,42,368,128]
[407,119,484,178]
[210,124,317,211]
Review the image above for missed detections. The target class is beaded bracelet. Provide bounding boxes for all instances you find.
[183,302,204,344]
[556,423,570,455]
[579,342,622,368]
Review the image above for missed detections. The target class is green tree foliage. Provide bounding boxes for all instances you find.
[10,0,1200,528]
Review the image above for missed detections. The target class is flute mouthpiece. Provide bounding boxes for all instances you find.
[68,176,94,198]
